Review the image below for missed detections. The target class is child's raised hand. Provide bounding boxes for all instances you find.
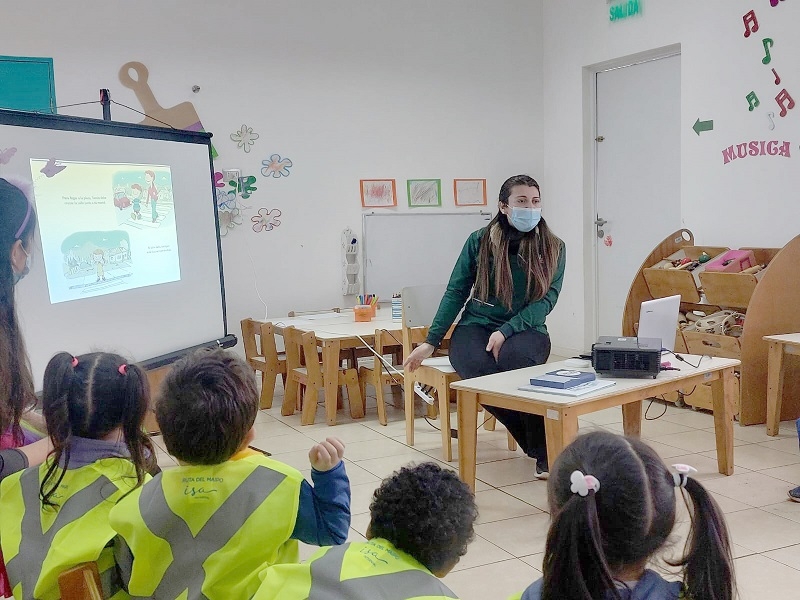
[308,437,345,472]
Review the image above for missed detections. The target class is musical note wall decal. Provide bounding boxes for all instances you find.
[776,89,795,117]
[743,9,759,37]
[767,112,776,130]
[747,91,760,111]
[761,38,773,65]
[772,68,781,85]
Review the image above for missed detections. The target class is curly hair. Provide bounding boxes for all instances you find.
[368,462,478,574]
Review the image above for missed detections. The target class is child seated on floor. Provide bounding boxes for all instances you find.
[510,430,735,600]
[109,348,351,600]
[0,351,154,599]
[254,461,479,599]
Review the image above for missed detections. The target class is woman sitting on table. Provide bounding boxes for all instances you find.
[404,174,565,478]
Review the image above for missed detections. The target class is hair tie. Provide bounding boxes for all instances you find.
[14,199,32,240]
[118,364,128,375]
[570,470,600,497]
[71,356,78,368]
[672,464,697,488]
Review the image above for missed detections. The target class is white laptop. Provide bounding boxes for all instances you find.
[637,295,681,352]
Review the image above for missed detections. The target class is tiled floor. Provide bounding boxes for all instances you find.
[151,378,800,600]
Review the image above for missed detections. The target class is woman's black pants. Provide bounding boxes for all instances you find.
[448,324,551,466]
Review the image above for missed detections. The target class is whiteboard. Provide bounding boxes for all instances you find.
[363,211,492,301]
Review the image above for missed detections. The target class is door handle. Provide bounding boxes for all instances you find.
[594,217,608,227]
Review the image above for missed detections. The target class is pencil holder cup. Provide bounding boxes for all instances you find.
[369,303,377,317]
[354,305,372,322]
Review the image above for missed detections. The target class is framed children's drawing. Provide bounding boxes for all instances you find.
[454,179,487,206]
[407,179,442,208]
[360,179,397,208]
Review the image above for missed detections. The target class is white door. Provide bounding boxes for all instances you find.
[595,54,681,338]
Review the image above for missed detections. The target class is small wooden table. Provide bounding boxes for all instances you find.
[452,356,740,491]
[764,333,800,436]
[267,313,396,425]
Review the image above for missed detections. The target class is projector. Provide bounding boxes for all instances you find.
[592,337,661,379]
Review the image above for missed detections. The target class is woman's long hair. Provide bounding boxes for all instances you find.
[0,178,37,444]
[474,175,562,311]
[541,431,734,600]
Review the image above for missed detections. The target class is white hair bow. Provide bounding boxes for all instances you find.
[672,464,698,488]
[570,470,600,497]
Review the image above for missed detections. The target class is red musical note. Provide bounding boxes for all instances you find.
[772,68,781,85]
[770,0,785,7]
[747,91,760,112]
[743,10,759,37]
[776,89,795,117]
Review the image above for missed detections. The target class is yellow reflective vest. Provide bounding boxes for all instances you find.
[0,457,143,600]
[255,538,460,600]
[109,450,304,600]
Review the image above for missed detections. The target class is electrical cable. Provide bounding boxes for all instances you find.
[663,350,707,369]
[54,100,102,110]
[40,96,177,130]
[109,100,176,128]
[644,396,668,420]
[244,241,269,320]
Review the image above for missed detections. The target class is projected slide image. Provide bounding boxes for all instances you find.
[61,230,131,288]
[31,159,181,304]
[111,169,174,227]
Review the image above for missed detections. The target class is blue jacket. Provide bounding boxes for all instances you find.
[519,570,683,600]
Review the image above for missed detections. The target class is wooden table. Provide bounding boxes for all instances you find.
[267,313,396,425]
[764,333,800,436]
[452,356,740,491]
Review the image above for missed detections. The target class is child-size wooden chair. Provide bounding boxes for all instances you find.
[287,307,372,368]
[284,328,364,424]
[58,562,103,600]
[358,328,404,426]
[401,285,517,461]
[240,318,286,409]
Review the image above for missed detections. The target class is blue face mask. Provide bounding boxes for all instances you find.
[508,207,541,233]
[12,246,31,286]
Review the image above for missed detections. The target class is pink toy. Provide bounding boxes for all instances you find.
[704,249,756,273]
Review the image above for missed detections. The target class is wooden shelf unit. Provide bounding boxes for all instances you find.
[622,229,800,425]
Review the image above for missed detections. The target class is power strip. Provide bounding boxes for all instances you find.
[351,333,441,408]
[413,382,436,406]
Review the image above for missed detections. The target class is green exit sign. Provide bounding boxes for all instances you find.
[609,0,641,21]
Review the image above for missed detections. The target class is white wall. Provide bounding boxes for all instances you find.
[12,1,790,361]
[0,0,545,353]
[541,0,800,355]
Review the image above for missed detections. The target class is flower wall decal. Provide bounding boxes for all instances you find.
[218,207,243,236]
[228,175,258,199]
[230,124,259,153]
[216,187,238,210]
[261,154,293,178]
[252,208,282,232]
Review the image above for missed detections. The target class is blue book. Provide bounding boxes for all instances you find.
[529,369,596,389]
